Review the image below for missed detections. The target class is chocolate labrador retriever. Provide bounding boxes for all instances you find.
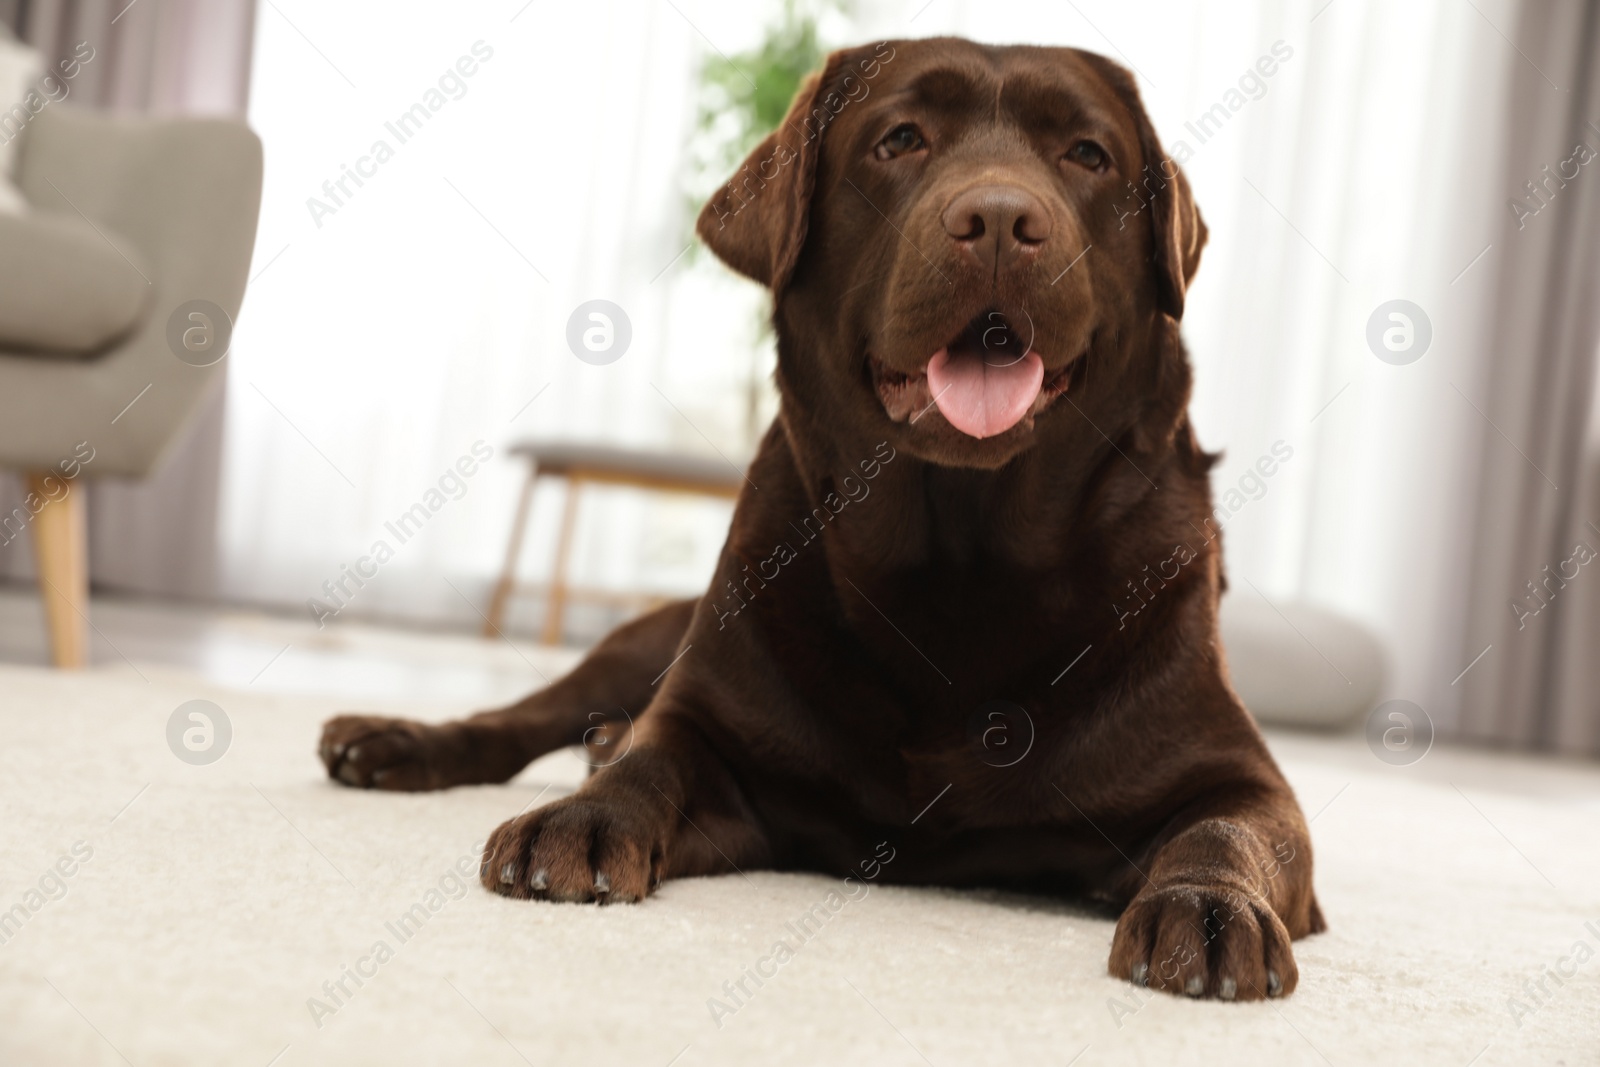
[319,37,1324,1001]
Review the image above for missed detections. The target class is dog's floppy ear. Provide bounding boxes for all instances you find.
[1139,130,1207,319]
[1081,54,1208,318]
[696,49,859,292]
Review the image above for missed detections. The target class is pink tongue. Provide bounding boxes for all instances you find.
[926,348,1045,439]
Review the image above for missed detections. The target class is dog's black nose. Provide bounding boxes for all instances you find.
[941,184,1052,272]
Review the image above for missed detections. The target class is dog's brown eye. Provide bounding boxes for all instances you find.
[1064,140,1107,171]
[875,124,926,161]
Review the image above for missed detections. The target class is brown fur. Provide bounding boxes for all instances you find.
[320,38,1323,1001]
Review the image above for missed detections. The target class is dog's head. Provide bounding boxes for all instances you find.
[697,38,1206,470]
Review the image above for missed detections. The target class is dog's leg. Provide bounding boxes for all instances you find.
[319,597,697,790]
[1107,791,1322,1001]
[480,709,769,903]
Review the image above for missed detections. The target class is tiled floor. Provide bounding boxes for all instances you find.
[0,583,579,712]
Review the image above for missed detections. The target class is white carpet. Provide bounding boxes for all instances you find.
[1,662,1598,1066]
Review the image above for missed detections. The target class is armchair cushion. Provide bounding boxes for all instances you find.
[0,209,151,354]
[0,105,261,477]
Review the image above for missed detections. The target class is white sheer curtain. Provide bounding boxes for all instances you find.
[222,0,777,633]
[223,0,1538,748]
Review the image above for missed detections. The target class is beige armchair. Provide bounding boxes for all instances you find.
[0,103,262,666]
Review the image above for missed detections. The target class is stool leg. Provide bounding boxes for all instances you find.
[485,466,539,636]
[541,477,581,646]
[27,472,88,668]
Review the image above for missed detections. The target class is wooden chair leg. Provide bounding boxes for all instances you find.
[26,471,88,669]
[484,466,539,636]
[540,477,582,646]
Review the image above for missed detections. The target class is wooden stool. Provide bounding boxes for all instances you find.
[485,443,745,644]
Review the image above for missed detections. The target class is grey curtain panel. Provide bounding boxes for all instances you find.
[1,0,256,600]
[13,0,256,114]
[1456,1,1600,754]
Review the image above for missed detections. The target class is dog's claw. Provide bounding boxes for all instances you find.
[530,868,549,892]
[1267,970,1282,997]
[1184,977,1204,997]
[593,872,611,895]
[1219,977,1237,1000]
[499,863,515,885]
[1131,962,1149,986]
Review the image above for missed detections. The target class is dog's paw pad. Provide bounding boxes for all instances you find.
[318,715,452,791]
[480,797,658,904]
[1109,883,1298,1001]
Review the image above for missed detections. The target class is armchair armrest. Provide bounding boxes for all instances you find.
[0,105,262,477]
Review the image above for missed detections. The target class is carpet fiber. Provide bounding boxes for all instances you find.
[2,662,1598,1066]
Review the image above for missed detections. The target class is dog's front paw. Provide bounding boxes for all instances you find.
[319,715,462,791]
[480,794,661,904]
[1109,883,1297,1001]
